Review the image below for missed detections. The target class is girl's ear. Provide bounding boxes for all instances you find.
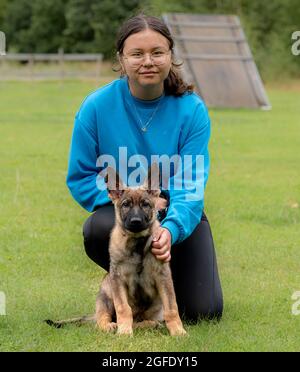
[117,52,126,76]
[117,51,121,64]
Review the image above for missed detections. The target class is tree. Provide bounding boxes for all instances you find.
[0,0,8,26]
[91,0,148,58]
[2,0,34,52]
[29,0,67,53]
[3,0,66,53]
[63,0,97,53]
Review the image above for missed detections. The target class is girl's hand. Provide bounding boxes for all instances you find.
[151,227,172,263]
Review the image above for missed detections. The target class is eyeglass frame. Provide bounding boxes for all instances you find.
[119,49,172,67]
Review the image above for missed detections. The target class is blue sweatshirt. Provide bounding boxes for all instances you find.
[66,77,211,245]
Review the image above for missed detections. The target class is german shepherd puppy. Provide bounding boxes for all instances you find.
[95,164,186,336]
[46,164,186,336]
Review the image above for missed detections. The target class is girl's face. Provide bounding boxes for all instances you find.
[120,29,172,97]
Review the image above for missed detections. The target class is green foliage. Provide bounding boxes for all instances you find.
[91,0,148,58]
[2,0,34,52]
[29,0,67,53]
[1,0,300,78]
[63,0,97,53]
[237,0,300,80]
[3,0,66,53]
[0,0,8,25]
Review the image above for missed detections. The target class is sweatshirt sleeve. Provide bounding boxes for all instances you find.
[160,101,211,244]
[66,100,110,212]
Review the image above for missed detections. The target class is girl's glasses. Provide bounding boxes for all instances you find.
[122,50,171,68]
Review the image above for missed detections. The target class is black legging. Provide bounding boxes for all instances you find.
[83,204,223,322]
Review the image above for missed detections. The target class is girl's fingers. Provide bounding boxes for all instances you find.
[152,230,169,247]
[164,253,171,263]
[151,228,172,262]
[154,251,171,262]
[152,227,164,242]
[151,246,169,256]
[152,236,168,248]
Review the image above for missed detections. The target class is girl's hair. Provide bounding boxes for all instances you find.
[115,14,194,97]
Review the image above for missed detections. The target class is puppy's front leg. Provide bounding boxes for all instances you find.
[110,273,133,335]
[155,266,186,336]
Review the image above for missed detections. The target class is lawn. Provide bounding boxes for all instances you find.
[0,79,299,351]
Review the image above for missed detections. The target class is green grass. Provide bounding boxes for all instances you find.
[0,80,299,351]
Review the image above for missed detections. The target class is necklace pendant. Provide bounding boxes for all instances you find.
[141,127,147,132]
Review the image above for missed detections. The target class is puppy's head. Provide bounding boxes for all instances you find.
[105,163,160,234]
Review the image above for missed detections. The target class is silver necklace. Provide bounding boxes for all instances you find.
[132,93,165,132]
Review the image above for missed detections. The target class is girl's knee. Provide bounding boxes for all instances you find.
[179,294,223,323]
[82,211,111,271]
[83,209,114,242]
[83,214,93,240]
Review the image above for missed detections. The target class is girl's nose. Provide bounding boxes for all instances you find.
[142,53,154,66]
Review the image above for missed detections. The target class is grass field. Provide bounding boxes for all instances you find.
[0,79,299,352]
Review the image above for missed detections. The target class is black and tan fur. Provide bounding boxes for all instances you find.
[46,164,186,336]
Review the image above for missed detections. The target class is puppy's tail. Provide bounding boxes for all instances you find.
[45,314,96,328]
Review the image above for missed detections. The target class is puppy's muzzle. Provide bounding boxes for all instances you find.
[126,217,148,233]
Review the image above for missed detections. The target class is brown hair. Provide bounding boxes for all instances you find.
[115,14,194,97]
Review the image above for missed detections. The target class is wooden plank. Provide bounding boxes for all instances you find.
[182,54,252,61]
[0,52,104,81]
[64,54,103,61]
[163,13,197,94]
[166,21,240,28]
[2,53,103,62]
[163,13,270,109]
[174,36,245,42]
[231,15,271,109]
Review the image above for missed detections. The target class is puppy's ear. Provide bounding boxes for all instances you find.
[105,167,125,201]
[143,163,160,197]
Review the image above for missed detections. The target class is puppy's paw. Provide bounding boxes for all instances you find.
[105,322,118,333]
[167,322,187,336]
[117,323,133,336]
[170,326,187,336]
[96,319,117,333]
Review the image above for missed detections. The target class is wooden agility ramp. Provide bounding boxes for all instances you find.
[163,13,271,109]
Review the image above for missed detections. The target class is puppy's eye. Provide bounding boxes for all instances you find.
[121,200,131,208]
[141,200,151,208]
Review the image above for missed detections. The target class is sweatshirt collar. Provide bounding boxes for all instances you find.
[121,77,165,109]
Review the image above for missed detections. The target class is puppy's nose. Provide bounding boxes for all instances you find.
[130,217,143,226]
